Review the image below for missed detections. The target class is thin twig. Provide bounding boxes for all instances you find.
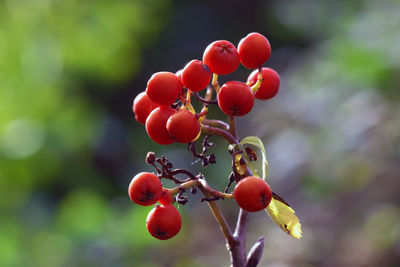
[202,119,229,131]
[166,176,237,250]
[169,169,197,180]
[234,208,249,243]
[228,208,249,267]
[187,136,216,166]
[169,180,200,195]
[176,188,189,205]
[201,124,238,144]
[193,92,218,104]
[204,85,214,102]
[195,106,209,120]
[228,116,236,137]
[198,186,236,247]
[224,173,235,193]
[198,178,233,199]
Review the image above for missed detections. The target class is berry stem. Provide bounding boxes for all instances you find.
[159,170,192,184]
[186,90,192,103]
[250,66,263,94]
[205,85,214,101]
[195,107,208,120]
[193,90,217,105]
[198,178,233,199]
[185,101,197,114]
[201,124,239,144]
[168,178,233,199]
[197,185,236,247]
[167,177,236,247]
[212,73,221,94]
[169,179,199,195]
[169,169,197,181]
[228,116,237,137]
[202,119,229,131]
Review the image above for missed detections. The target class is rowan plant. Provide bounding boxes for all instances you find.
[130,32,302,267]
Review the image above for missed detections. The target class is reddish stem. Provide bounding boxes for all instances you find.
[202,119,229,131]
[201,124,238,144]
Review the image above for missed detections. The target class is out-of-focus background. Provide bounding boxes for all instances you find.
[1,0,400,266]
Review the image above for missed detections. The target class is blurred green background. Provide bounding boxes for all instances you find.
[1,0,400,266]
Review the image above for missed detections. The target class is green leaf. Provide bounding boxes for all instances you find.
[240,136,269,180]
[266,193,302,239]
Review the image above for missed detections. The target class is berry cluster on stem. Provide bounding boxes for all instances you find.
[130,32,283,267]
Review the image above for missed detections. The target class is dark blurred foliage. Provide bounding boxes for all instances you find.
[0,0,399,266]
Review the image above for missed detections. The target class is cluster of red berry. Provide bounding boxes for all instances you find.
[130,32,279,240]
[128,172,180,240]
[129,171,273,240]
[133,32,280,145]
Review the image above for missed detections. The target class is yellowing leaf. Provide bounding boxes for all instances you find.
[234,153,246,175]
[266,193,302,239]
[228,144,248,176]
[240,136,269,180]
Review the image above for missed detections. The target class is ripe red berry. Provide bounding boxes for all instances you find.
[166,110,201,143]
[146,72,183,106]
[175,69,183,83]
[203,40,240,75]
[159,188,173,205]
[181,60,212,92]
[132,92,158,124]
[146,204,182,240]
[128,172,163,206]
[145,107,176,145]
[238,32,271,69]
[247,67,280,100]
[217,81,254,116]
[233,176,272,212]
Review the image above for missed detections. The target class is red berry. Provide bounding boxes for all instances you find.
[238,32,271,69]
[146,204,182,240]
[175,69,183,83]
[146,72,183,106]
[233,176,272,212]
[247,68,280,100]
[128,172,163,206]
[217,81,254,116]
[145,107,176,145]
[159,188,173,205]
[182,60,212,92]
[203,40,240,75]
[166,110,201,143]
[132,92,158,124]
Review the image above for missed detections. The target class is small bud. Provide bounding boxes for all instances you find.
[146,152,156,165]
